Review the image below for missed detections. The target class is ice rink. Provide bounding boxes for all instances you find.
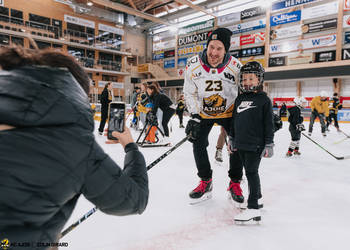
[60,116,350,250]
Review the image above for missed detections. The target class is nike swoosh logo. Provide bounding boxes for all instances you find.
[237,106,256,113]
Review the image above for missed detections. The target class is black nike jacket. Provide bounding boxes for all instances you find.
[230,91,274,151]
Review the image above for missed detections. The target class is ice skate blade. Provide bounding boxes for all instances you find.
[189,192,212,205]
[234,216,261,223]
[138,143,171,148]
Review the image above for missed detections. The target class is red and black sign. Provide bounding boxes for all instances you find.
[164,49,175,58]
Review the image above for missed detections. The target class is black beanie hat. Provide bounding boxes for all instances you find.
[207,28,232,52]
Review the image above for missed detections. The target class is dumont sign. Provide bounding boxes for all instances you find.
[178,32,209,46]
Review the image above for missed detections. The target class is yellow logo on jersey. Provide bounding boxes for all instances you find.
[1,239,10,250]
[203,94,227,116]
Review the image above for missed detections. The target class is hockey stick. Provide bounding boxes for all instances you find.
[333,137,350,145]
[328,123,350,138]
[147,135,189,171]
[301,133,350,160]
[60,135,189,239]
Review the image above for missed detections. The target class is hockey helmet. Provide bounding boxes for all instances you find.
[320,90,328,98]
[239,61,265,93]
[293,96,307,108]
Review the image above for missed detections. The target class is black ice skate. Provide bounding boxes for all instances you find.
[286,150,293,157]
[293,149,301,156]
[227,180,244,204]
[189,178,212,205]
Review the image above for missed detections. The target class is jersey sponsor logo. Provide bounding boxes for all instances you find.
[187,56,198,67]
[231,59,241,69]
[224,72,235,81]
[237,101,257,113]
[203,94,227,116]
[192,71,202,78]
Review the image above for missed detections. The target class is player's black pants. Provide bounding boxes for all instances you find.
[161,108,175,137]
[192,118,243,181]
[327,112,339,128]
[237,149,262,209]
[308,112,326,133]
[177,110,184,126]
[98,106,108,133]
[289,125,301,141]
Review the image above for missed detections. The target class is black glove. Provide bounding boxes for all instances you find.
[146,112,158,126]
[312,109,319,116]
[185,114,201,143]
[296,123,305,132]
[338,104,343,110]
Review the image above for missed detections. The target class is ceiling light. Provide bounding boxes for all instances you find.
[193,0,207,5]
[155,11,167,17]
[178,5,188,10]
[87,1,93,6]
[168,8,178,13]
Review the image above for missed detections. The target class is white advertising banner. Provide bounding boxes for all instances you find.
[153,40,176,51]
[287,53,313,65]
[64,14,95,28]
[229,36,240,49]
[98,24,124,36]
[270,34,337,54]
[217,12,240,26]
[270,24,302,40]
[230,18,266,34]
[343,15,350,28]
[98,81,124,89]
[301,1,338,21]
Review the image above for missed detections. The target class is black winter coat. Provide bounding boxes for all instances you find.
[0,66,149,247]
[149,92,174,115]
[100,87,111,112]
[230,91,274,152]
[287,106,303,129]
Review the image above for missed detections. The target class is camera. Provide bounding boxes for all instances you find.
[107,102,125,140]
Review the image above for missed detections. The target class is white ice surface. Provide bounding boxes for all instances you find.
[60,116,350,250]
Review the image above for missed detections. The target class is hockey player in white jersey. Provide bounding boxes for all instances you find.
[184,27,244,204]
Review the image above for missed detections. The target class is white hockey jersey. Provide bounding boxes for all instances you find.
[183,54,242,119]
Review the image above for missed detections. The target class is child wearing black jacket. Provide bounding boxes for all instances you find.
[286,97,307,157]
[229,61,274,223]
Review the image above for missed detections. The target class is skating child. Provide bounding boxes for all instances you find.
[326,93,342,132]
[286,97,307,157]
[229,61,274,222]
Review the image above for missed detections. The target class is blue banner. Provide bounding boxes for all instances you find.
[338,110,350,122]
[152,52,164,60]
[270,10,301,26]
[164,59,175,69]
[177,57,188,68]
[272,0,317,11]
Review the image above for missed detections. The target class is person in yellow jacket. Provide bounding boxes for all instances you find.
[308,91,329,137]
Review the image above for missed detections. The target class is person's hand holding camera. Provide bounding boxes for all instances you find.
[109,127,134,148]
